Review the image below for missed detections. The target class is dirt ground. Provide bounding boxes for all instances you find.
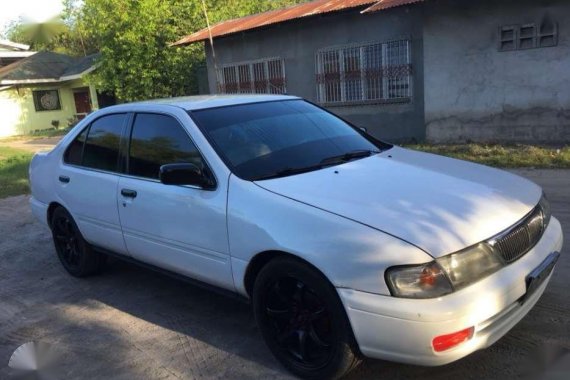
[0,136,62,153]
[0,169,568,379]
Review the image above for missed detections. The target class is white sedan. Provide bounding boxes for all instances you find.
[29,95,563,379]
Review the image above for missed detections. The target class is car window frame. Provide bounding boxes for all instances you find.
[62,112,131,175]
[188,98,393,181]
[123,111,218,190]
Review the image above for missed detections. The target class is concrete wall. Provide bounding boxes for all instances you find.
[205,6,426,143]
[0,79,99,137]
[424,0,570,143]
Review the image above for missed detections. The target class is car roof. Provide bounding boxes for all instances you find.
[107,94,301,112]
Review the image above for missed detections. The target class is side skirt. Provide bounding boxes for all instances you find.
[92,245,249,303]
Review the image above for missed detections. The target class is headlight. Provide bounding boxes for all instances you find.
[386,243,504,299]
[385,262,453,299]
[540,192,551,228]
[436,243,504,290]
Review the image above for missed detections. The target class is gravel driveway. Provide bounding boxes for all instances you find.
[0,169,568,379]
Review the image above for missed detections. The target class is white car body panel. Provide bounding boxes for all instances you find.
[28,95,564,367]
[58,165,127,255]
[255,146,542,257]
[117,175,234,289]
[227,175,433,296]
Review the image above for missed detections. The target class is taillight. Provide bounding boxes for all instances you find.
[432,327,474,352]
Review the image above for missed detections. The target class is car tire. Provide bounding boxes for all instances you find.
[253,256,361,379]
[50,207,105,277]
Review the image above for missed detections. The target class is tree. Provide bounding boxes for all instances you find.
[78,0,306,102]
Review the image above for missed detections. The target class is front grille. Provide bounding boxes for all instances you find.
[491,206,546,263]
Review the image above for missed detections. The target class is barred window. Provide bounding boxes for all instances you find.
[316,40,412,104]
[216,58,286,95]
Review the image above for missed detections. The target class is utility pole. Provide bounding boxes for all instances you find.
[201,0,220,93]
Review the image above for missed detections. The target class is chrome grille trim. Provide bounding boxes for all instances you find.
[488,204,546,264]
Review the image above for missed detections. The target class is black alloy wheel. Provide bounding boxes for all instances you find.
[51,207,105,277]
[52,214,81,269]
[253,257,361,379]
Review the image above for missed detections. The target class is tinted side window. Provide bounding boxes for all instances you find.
[82,114,126,172]
[129,113,204,180]
[64,127,88,165]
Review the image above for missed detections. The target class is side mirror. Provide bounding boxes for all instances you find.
[359,126,368,133]
[159,163,215,189]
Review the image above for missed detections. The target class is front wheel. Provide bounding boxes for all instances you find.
[253,257,361,379]
[50,207,105,277]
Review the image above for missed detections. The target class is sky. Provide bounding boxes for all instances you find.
[0,0,64,35]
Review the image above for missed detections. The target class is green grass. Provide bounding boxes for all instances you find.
[0,147,34,199]
[29,127,72,138]
[406,144,570,168]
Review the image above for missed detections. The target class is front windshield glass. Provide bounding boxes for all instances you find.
[190,100,391,180]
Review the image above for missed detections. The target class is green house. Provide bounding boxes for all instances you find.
[0,51,107,137]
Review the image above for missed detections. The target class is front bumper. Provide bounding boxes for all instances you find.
[338,217,563,366]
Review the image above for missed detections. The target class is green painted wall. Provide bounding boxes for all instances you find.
[0,79,99,137]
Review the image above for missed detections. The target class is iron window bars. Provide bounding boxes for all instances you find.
[315,39,412,105]
[216,58,286,95]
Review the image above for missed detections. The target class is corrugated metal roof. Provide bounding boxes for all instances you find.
[173,0,382,46]
[361,0,424,13]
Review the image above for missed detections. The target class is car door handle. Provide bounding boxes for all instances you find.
[121,189,137,198]
[58,175,70,183]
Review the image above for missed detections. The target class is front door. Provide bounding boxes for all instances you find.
[73,88,92,120]
[117,112,233,290]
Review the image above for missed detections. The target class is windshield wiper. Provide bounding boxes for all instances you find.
[253,150,380,181]
[253,163,328,181]
[319,149,380,166]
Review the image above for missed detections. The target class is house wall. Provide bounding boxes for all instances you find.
[0,79,99,137]
[205,6,425,142]
[423,0,570,143]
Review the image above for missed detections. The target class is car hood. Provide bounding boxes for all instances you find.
[254,146,542,258]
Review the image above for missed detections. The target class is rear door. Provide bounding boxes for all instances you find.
[117,112,233,290]
[58,113,129,254]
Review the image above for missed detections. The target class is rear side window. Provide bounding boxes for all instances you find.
[128,113,204,180]
[64,127,88,165]
[82,114,126,172]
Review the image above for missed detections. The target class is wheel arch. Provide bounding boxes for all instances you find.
[243,250,335,298]
[47,201,66,228]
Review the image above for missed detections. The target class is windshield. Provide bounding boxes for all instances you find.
[190,100,391,181]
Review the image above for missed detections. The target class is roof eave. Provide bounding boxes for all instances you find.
[60,64,98,82]
[361,0,425,14]
[0,79,60,85]
[0,52,37,58]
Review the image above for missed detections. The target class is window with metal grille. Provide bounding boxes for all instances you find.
[315,39,412,104]
[216,58,286,95]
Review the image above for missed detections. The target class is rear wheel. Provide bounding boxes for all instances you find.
[50,207,105,277]
[253,257,361,379]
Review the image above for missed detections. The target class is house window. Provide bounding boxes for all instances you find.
[33,90,62,112]
[538,21,558,48]
[216,58,286,94]
[499,21,558,51]
[519,24,537,49]
[315,39,412,105]
[499,26,517,51]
